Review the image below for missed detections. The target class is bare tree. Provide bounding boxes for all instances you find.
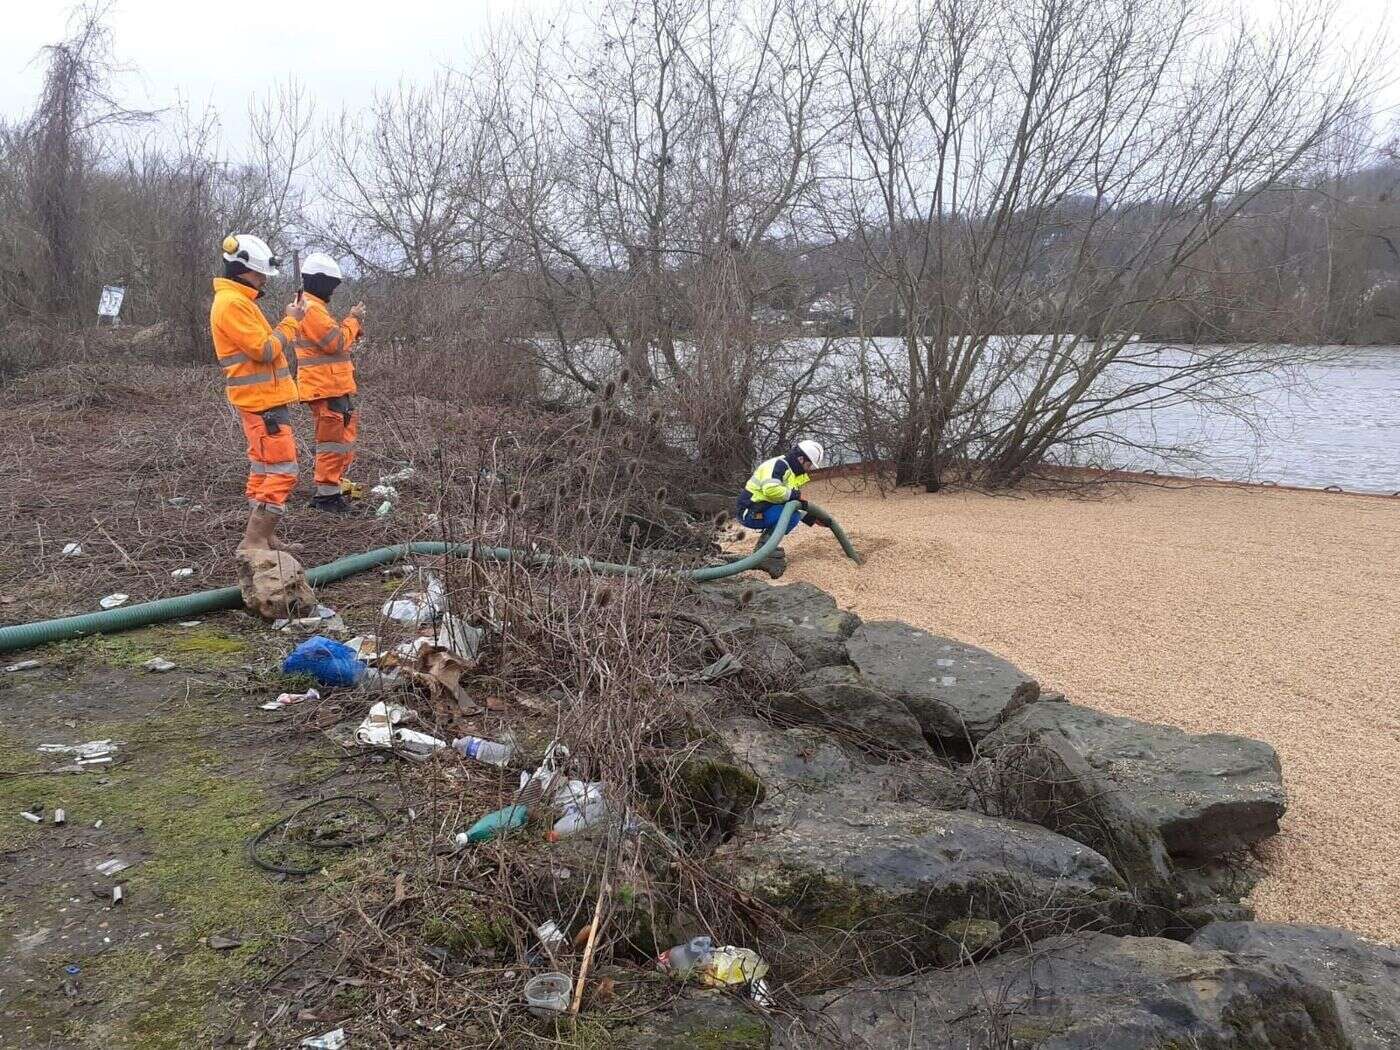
[13,3,152,320]
[820,0,1380,488]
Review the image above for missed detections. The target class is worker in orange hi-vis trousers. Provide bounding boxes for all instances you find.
[209,234,307,552]
[294,252,366,513]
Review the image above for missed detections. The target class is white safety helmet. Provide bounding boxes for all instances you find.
[797,440,825,470]
[300,252,343,280]
[221,234,281,277]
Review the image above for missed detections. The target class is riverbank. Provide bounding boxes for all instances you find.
[782,477,1400,943]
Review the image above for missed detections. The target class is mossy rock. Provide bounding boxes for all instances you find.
[639,752,764,839]
[615,990,770,1048]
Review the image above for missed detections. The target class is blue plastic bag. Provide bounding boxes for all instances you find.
[282,635,366,687]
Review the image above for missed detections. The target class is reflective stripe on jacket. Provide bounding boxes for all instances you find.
[743,456,810,507]
[295,293,360,400]
[210,278,300,412]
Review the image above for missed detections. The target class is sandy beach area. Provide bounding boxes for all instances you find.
[780,477,1400,943]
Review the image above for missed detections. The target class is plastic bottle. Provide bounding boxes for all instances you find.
[658,935,714,977]
[546,795,607,841]
[452,735,514,767]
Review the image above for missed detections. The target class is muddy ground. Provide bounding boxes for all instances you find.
[0,610,405,1049]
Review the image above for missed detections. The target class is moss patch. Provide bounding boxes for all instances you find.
[55,626,247,671]
[0,705,291,1048]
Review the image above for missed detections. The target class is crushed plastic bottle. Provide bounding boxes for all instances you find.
[452,735,514,768]
[658,935,714,978]
[547,783,607,841]
[697,946,770,988]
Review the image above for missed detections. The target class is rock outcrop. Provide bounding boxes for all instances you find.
[699,579,861,668]
[717,718,1135,973]
[980,701,1285,859]
[1193,922,1400,1050]
[781,932,1356,1049]
[845,620,1039,746]
[765,665,932,756]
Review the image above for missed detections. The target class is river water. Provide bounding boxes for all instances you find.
[1111,347,1400,493]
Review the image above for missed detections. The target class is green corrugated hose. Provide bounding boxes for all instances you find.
[0,500,860,655]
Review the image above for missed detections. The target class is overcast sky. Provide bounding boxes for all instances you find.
[0,0,1394,158]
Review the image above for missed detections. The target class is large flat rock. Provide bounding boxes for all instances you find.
[982,701,1285,858]
[780,932,1355,1049]
[721,780,1133,971]
[1194,922,1400,1050]
[767,664,932,756]
[845,620,1038,745]
[698,580,860,667]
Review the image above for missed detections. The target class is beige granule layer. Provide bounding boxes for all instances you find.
[778,479,1400,942]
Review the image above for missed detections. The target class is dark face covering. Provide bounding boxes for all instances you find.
[789,448,812,474]
[303,273,341,303]
[223,261,264,298]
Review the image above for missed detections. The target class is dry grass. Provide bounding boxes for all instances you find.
[781,477,1400,944]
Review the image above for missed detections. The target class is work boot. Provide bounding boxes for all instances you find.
[311,492,351,514]
[238,506,278,551]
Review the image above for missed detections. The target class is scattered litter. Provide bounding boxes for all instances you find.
[380,572,446,624]
[535,919,566,956]
[940,675,957,686]
[382,597,431,624]
[260,687,321,711]
[434,612,483,661]
[171,567,195,579]
[698,946,771,991]
[300,1029,346,1050]
[375,500,393,518]
[62,542,83,557]
[457,803,528,846]
[5,660,40,672]
[524,972,572,1018]
[409,645,478,713]
[659,935,714,977]
[177,620,202,628]
[516,742,570,807]
[62,964,80,998]
[53,808,66,825]
[142,657,176,673]
[111,884,124,905]
[936,658,955,667]
[95,858,131,877]
[343,635,380,664]
[167,496,192,507]
[283,636,366,687]
[354,700,445,756]
[547,782,607,842]
[19,811,41,824]
[38,740,118,762]
[98,593,130,609]
[452,734,514,768]
[207,933,243,950]
[369,484,398,501]
[93,819,103,829]
[379,466,416,485]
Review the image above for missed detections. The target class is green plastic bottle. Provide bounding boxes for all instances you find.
[460,803,529,845]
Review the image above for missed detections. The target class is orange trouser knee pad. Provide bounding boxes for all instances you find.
[238,408,300,514]
[309,398,358,497]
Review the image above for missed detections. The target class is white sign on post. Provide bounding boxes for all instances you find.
[97,285,126,321]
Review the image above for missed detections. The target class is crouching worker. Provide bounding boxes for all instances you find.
[735,441,828,550]
[211,234,305,551]
[295,253,366,513]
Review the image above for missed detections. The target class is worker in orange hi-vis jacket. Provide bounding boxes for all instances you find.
[294,252,366,513]
[209,234,307,552]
